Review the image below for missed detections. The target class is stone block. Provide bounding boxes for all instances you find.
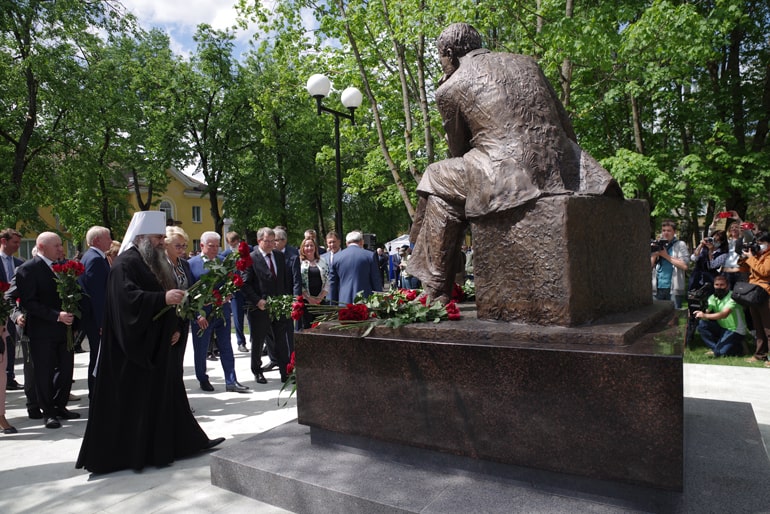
[470,196,652,325]
[294,315,683,490]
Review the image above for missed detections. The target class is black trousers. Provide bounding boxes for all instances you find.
[247,309,290,380]
[29,338,74,417]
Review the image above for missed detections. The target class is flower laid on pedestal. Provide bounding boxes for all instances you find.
[154,241,252,332]
[51,260,85,351]
[269,288,461,338]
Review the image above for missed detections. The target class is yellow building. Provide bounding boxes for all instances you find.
[17,166,222,260]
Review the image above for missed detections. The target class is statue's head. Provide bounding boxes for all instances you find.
[437,23,482,77]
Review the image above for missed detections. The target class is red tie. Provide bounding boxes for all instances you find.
[267,254,276,278]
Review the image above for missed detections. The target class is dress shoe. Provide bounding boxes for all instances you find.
[261,361,278,372]
[255,372,267,384]
[200,380,215,392]
[203,437,225,450]
[225,382,250,393]
[45,417,61,429]
[2,426,18,434]
[68,393,81,402]
[6,379,23,390]
[27,408,43,420]
[207,352,218,361]
[56,408,81,419]
[237,344,249,353]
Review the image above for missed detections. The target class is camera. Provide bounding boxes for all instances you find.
[650,239,668,253]
[736,239,761,255]
[704,237,714,244]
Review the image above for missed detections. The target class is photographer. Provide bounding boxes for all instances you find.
[693,275,746,357]
[689,230,728,291]
[742,232,770,364]
[651,220,690,309]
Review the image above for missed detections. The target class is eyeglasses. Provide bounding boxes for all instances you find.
[173,244,187,250]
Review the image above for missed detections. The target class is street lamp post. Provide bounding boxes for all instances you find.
[306,74,363,238]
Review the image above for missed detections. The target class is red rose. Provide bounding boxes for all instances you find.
[212,289,223,306]
[404,289,417,301]
[445,300,461,321]
[0,281,9,293]
[310,322,319,329]
[291,300,305,321]
[52,263,64,273]
[238,241,250,259]
[236,259,249,271]
[231,274,244,288]
[287,351,296,374]
[419,295,428,306]
[451,283,465,301]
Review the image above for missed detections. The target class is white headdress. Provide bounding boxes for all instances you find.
[118,211,167,254]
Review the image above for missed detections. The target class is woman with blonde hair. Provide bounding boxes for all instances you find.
[165,226,194,376]
[299,237,329,328]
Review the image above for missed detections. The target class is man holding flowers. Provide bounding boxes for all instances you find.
[188,231,249,393]
[14,232,78,429]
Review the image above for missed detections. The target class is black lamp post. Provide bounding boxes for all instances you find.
[306,74,363,238]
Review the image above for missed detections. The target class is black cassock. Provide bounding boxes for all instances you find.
[76,247,209,474]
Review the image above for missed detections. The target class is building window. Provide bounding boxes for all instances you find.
[20,239,35,261]
[192,239,200,253]
[159,201,174,222]
[192,205,202,223]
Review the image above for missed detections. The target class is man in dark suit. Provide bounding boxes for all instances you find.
[328,230,383,305]
[241,227,292,384]
[15,232,78,428]
[0,228,24,391]
[188,231,248,393]
[78,226,112,399]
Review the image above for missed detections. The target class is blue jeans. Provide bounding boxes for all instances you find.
[192,305,237,385]
[230,291,247,346]
[697,319,744,357]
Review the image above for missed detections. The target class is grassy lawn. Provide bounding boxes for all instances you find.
[676,311,768,368]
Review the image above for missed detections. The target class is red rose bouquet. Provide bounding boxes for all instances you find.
[51,260,85,351]
[153,247,249,332]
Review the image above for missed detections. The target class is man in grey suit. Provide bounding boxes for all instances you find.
[328,231,382,305]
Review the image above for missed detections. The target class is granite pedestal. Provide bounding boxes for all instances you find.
[211,398,769,513]
[471,196,652,325]
[292,304,681,490]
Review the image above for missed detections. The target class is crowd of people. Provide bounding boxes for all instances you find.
[651,218,770,365]
[0,215,407,474]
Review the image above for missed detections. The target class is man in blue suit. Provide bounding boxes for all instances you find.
[77,226,112,399]
[328,231,383,305]
[188,231,249,393]
[0,229,24,391]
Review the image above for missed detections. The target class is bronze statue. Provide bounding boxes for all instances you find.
[408,23,622,303]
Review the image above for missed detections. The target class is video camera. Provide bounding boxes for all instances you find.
[650,239,669,253]
[736,231,761,256]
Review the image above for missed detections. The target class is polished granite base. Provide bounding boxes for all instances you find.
[210,398,769,513]
[294,304,682,490]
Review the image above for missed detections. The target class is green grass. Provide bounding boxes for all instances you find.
[676,312,767,368]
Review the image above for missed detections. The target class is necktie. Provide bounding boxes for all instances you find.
[266,254,276,278]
